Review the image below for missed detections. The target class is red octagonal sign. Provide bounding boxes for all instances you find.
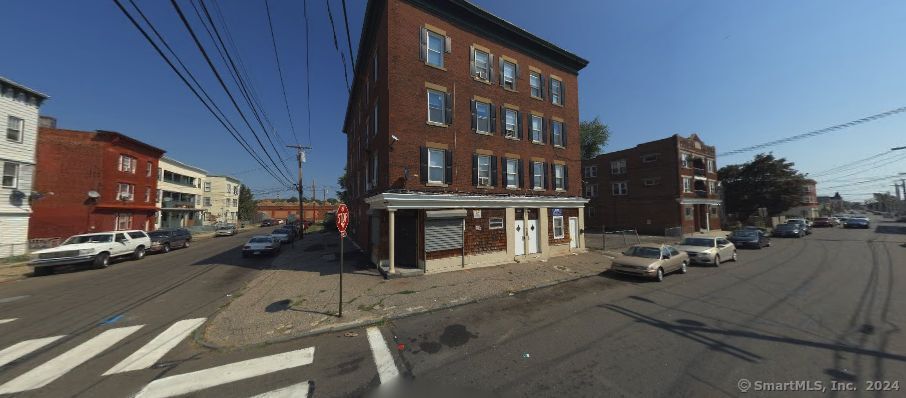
[336,204,350,237]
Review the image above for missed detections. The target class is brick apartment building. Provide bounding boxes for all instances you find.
[255,201,334,223]
[343,0,589,275]
[582,134,722,235]
[786,179,819,218]
[29,124,165,239]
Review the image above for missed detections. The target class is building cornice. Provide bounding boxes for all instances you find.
[365,192,589,210]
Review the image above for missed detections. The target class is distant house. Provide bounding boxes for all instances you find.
[786,179,819,218]
[0,77,48,257]
[817,192,844,214]
[156,157,207,229]
[202,176,240,225]
[30,125,165,239]
[256,200,334,223]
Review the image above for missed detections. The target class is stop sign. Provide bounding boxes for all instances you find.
[336,204,350,237]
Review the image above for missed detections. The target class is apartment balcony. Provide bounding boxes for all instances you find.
[161,200,196,209]
[694,190,708,198]
[162,178,197,188]
[693,168,706,177]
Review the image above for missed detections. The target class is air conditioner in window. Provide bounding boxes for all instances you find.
[476,70,488,80]
[119,193,131,201]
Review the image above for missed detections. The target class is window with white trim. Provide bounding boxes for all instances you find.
[529,72,542,98]
[612,181,628,196]
[683,177,692,193]
[489,217,504,229]
[204,181,211,192]
[119,155,137,174]
[473,49,490,81]
[427,89,445,124]
[552,216,565,239]
[708,180,716,194]
[584,165,598,178]
[477,155,491,187]
[684,206,694,220]
[552,120,564,147]
[2,162,19,188]
[427,148,445,184]
[371,153,379,188]
[502,60,516,90]
[146,161,152,177]
[531,115,543,143]
[115,213,133,230]
[204,197,212,206]
[504,108,518,138]
[611,159,626,175]
[532,161,544,188]
[553,164,565,190]
[144,187,151,202]
[6,116,23,142]
[551,78,563,105]
[476,101,491,134]
[641,153,658,163]
[506,158,518,188]
[425,30,444,68]
[373,105,379,136]
[585,183,598,197]
[707,159,715,172]
[680,153,691,168]
[117,183,135,201]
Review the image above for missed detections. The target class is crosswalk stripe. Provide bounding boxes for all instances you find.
[0,318,17,325]
[0,335,65,368]
[103,318,206,375]
[0,325,143,394]
[248,381,312,398]
[366,327,400,384]
[133,347,315,398]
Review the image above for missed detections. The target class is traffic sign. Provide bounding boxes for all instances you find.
[336,204,349,237]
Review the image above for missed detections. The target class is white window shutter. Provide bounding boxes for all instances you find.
[444,36,452,53]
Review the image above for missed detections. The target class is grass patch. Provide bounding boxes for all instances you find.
[397,290,417,295]
[1,255,29,265]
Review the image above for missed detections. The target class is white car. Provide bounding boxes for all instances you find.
[270,228,291,244]
[30,230,151,275]
[675,236,737,266]
[242,236,281,257]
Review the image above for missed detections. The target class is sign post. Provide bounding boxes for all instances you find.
[336,204,350,317]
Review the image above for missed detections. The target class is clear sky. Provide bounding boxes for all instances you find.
[3,0,905,201]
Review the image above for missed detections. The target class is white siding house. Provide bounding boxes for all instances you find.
[0,77,48,257]
[155,157,208,229]
[202,176,241,225]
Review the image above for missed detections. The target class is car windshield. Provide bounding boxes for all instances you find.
[732,231,757,237]
[624,246,662,259]
[681,238,714,247]
[63,234,113,244]
[776,224,796,230]
[217,226,232,230]
[250,237,272,243]
[148,231,171,238]
[272,229,287,234]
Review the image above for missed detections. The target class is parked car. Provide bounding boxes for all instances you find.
[675,236,737,266]
[215,224,238,236]
[147,228,192,253]
[786,219,811,235]
[260,219,276,227]
[728,229,771,249]
[829,217,841,225]
[29,230,151,275]
[897,215,906,223]
[242,236,281,257]
[610,244,689,282]
[773,223,804,238]
[811,217,835,228]
[742,225,768,234]
[271,228,292,244]
[843,217,871,229]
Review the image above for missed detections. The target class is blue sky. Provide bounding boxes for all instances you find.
[3,0,905,201]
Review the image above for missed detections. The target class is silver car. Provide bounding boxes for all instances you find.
[215,224,238,236]
[611,244,690,282]
[675,236,737,266]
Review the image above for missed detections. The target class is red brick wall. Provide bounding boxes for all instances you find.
[256,203,335,222]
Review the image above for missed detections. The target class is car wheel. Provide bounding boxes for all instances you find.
[163,243,171,253]
[33,267,53,276]
[731,251,738,262]
[94,252,110,269]
[183,240,190,248]
[680,261,688,274]
[655,267,665,282]
[713,254,721,266]
[132,246,146,261]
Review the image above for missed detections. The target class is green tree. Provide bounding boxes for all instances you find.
[237,185,257,221]
[287,196,299,203]
[336,167,349,203]
[579,117,611,160]
[718,153,807,220]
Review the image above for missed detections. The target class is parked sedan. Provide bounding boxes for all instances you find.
[260,219,276,227]
[843,217,871,229]
[811,217,835,228]
[215,224,238,236]
[773,223,804,238]
[270,228,292,244]
[242,236,281,257]
[675,236,737,266]
[147,229,191,253]
[728,229,771,249]
[786,219,811,235]
[610,244,689,282]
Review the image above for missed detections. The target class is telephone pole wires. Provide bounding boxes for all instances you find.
[287,144,311,238]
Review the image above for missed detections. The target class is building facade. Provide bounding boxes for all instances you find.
[256,201,334,223]
[202,176,240,225]
[582,134,722,235]
[343,0,589,275]
[0,77,48,257]
[30,126,165,239]
[786,179,819,218]
[155,157,206,229]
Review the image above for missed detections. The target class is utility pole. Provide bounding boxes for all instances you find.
[287,145,311,238]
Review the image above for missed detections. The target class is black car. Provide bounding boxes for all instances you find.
[728,230,771,249]
[260,219,277,227]
[843,218,870,229]
[773,223,804,238]
[148,228,192,253]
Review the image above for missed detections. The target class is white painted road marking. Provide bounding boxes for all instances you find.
[366,327,400,384]
[103,318,206,375]
[0,318,17,325]
[133,347,315,398]
[0,335,65,368]
[0,295,29,304]
[0,325,143,394]
[248,381,312,398]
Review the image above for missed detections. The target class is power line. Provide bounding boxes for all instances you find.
[809,150,895,177]
[302,0,313,146]
[816,152,906,183]
[169,0,295,186]
[325,0,351,91]
[113,0,290,188]
[719,106,906,156]
[264,0,301,145]
[341,0,355,68]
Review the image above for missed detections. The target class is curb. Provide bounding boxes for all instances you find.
[195,261,610,350]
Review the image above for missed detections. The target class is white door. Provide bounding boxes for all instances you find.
[569,217,579,249]
[514,220,525,256]
[527,220,540,254]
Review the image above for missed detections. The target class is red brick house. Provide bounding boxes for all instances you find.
[29,126,165,239]
[582,134,722,235]
[343,0,589,275]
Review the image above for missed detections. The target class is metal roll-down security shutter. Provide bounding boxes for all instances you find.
[425,217,464,252]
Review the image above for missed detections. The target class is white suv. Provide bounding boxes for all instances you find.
[30,230,151,276]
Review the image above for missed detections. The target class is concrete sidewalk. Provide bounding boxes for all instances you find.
[201,232,613,348]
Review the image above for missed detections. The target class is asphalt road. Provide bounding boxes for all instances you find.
[1,219,905,397]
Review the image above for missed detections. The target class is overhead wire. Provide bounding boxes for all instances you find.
[325,0,351,92]
[302,0,313,146]
[264,0,301,145]
[341,0,356,67]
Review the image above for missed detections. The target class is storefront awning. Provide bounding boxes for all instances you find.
[425,209,468,219]
[365,192,589,210]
